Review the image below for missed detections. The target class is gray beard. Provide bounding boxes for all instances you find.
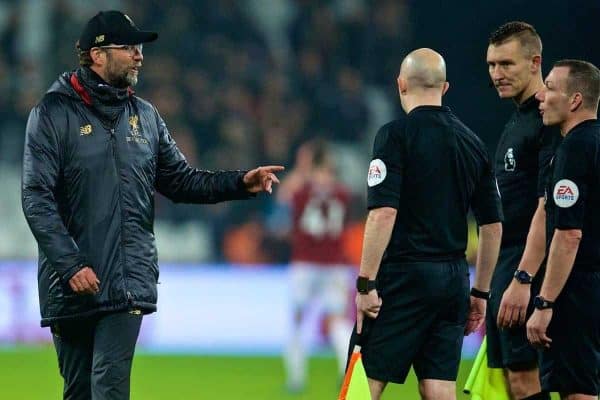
[107,70,137,88]
[106,59,137,89]
[125,71,138,87]
[105,54,138,88]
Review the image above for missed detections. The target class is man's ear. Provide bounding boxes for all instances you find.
[569,92,584,112]
[442,81,450,96]
[90,48,105,66]
[531,54,542,74]
[398,77,408,94]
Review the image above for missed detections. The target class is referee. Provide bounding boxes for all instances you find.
[485,22,561,400]
[349,48,503,400]
[527,60,600,399]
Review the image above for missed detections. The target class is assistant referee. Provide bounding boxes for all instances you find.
[349,48,503,400]
[527,59,600,399]
[486,22,561,400]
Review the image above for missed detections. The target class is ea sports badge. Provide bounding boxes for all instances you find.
[367,159,386,187]
[553,179,579,208]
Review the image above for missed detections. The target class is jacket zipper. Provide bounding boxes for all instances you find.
[109,126,132,307]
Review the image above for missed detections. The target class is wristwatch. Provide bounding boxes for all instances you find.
[356,276,377,294]
[533,295,554,310]
[514,269,533,284]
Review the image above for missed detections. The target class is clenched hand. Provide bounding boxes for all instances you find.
[465,296,486,335]
[69,266,100,295]
[356,290,382,334]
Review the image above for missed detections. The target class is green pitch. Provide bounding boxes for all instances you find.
[0,346,550,399]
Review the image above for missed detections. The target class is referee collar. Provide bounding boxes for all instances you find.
[568,118,599,135]
[408,105,450,115]
[517,94,539,112]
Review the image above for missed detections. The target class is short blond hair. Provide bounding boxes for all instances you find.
[489,21,542,57]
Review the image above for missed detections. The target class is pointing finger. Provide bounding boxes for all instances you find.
[262,165,285,173]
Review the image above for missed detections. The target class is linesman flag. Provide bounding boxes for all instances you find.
[463,336,510,400]
[338,345,370,400]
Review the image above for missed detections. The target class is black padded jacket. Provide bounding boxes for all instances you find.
[22,70,251,326]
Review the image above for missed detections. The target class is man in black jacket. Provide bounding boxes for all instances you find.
[21,10,282,400]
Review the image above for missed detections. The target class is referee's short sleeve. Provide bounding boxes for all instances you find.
[471,153,503,225]
[550,137,589,230]
[367,122,404,210]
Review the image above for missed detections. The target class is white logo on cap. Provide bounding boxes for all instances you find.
[553,179,579,208]
[367,159,387,187]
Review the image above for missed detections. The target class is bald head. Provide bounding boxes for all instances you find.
[400,48,447,90]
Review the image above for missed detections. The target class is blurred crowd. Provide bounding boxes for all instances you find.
[0,0,417,263]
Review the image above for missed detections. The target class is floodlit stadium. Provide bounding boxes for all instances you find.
[1,1,598,399]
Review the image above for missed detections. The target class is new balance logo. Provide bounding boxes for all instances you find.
[80,124,92,135]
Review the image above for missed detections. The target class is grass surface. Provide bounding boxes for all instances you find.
[0,346,482,399]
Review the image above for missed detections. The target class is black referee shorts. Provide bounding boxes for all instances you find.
[540,270,600,396]
[349,259,469,383]
[486,244,540,370]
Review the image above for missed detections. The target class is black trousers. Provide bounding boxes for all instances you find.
[51,311,143,400]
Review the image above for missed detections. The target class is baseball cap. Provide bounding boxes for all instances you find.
[78,10,158,51]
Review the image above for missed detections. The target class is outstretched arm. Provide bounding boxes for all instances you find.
[155,111,282,202]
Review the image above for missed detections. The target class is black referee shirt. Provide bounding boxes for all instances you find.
[494,95,562,247]
[367,105,503,263]
[546,119,600,271]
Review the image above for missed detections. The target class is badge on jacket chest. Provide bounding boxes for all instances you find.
[126,115,148,144]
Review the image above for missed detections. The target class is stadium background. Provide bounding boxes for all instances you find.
[0,0,598,398]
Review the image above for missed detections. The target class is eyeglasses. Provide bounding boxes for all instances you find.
[97,44,143,55]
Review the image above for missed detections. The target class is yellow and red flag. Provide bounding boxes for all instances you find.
[338,345,371,400]
[464,336,510,400]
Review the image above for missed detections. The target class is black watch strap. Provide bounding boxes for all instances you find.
[534,295,554,310]
[356,276,377,294]
[514,269,533,284]
[470,287,490,300]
